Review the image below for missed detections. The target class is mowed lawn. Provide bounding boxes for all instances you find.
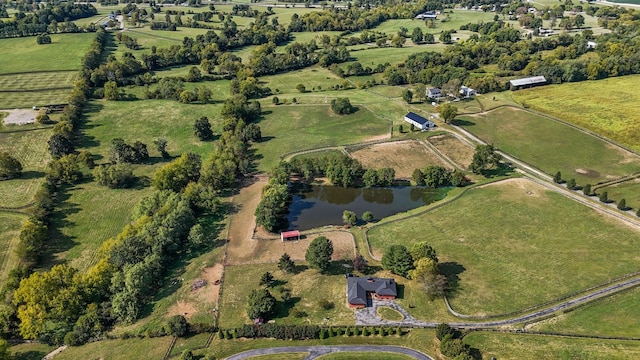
[259,66,344,95]
[458,107,640,185]
[465,332,640,360]
[368,179,640,315]
[530,287,640,338]
[0,88,72,109]
[0,33,95,74]
[0,213,25,284]
[218,263,355,328]
[254,104,389,171]
[511,75,640,152]
[0,127,52,207]
[54,336,173,360]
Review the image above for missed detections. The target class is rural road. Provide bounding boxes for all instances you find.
[225,345,434,360]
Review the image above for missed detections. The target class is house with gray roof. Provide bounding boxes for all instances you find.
[347,277,397,308]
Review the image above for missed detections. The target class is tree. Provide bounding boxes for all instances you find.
[48,133,75,158]
[180,350,194,360]
[412,168,424,185]
[439,30,452,44]
[401,89,413,104]
[0,338,9,360]
[153,153,202,193]
[411,27,424,44]
[566,178,576,190]
[186,66,202,82]
[422,166,451,188]
[423,33,435,44]
[362,211,374,222]
[381,245,414,278]
[166,315,188,337]
[0,152,23,180]
[414,83,427,102]
[391,33,406,47]
[583,183,592,196]
[353,254,368,272]
[331,98,356,115]
[47,155,82,184]
[36,33,51,44]
[553,171,563,184]
[272,96,280,105]
[104,81,121,100]
[154,138,169,158]
[451,169,467,187]
[296,83,306,93]
[194,117,214,141]
[187,223,207,249]
[92,163,135,188]
[408,257,438,280]
[410,241,438,262]
[469,144,502,176]
[438,103,458,123]
[599,191,608,203]
[342,210,357,227]
[259,272,274,286]
[246,288,276,320]
[436,323,455,341]
[278,253,295,273]
[618,198,627,210]
[574,14,585,28]
[305,236,334,273]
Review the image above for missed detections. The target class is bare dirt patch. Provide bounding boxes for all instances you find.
[348,140,447,178]
[226,178,268,264]
[166,263,223,320]
[427,134,474,169]
[2,109,37,125]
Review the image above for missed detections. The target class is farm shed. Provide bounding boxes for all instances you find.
[509,76,548,90]
[281,230,300,241]
[347,277,397,308]
[404,112,435,131]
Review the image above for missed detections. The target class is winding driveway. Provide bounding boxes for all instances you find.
[225,345,434,360]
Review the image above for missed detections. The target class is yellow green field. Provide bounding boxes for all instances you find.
[512,75,640,152]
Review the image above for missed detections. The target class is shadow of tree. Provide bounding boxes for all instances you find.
[439,261,466,297]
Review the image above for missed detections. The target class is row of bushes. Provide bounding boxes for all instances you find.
[218,325,406,340]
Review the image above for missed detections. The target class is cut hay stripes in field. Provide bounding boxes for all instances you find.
[0,71,76,91]
[0,89,70,110]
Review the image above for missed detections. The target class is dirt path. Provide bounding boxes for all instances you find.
[226,178,268,264]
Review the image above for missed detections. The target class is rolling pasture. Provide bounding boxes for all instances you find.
[0,213,25,284]
[457,107,640,185]
[511,75,640,153]
[0,127,52,207]
[530,287,640,338]
[368,179,640,315]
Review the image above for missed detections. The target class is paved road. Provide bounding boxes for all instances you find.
[225,345,434,360]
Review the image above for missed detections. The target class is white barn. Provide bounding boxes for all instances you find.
[404,112,435,131]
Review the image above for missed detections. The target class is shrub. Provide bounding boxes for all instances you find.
[318,299,335,310]
[599,191,608,203]
[362,211,374,222]
[583,183,592,195]
[618,198,627,210]
[166,315,188,337]
[292,309,308,318]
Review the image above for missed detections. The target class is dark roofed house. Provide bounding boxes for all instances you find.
[404,112,435,131]
[426,87,442,99]
[347,277,397,308]
[415,11,438,20]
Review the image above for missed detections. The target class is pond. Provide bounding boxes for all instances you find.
[287,184,449,231]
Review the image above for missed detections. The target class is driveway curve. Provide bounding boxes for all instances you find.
[225,345,434,360]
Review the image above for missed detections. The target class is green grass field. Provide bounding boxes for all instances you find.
[9,342,55,360]
[368,179,640,315]
[600,179,640,211]
[511,75,640,153]
[457,107,640,185]
[254,104,390,171]
[530,287,640,338]
[0,127,52,207]
[0,213,25,285]
[246,354,307,360]
[376,307,404,321]
[259,66,343,94]
[465,332,640,360]
[0,71,76,91]
[0,33,95,74]
[51,182,155,270]
[54,336,173,360]
[344,45,447,69]
[218,263,355,328]
[0,89,72,110]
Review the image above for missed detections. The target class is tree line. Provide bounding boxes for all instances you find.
[0,2,97,38]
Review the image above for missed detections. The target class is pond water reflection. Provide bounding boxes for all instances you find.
[287,184,449,230]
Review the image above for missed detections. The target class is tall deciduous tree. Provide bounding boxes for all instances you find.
[305,236,334,273]
[469,144,502,176]
[401,89,413,104]
[152,153,202,192]
[410,241,438,262]
[166,315,188,337]
[48,133,75,158]
[0,152,23,180]
[438,103,458,123]
[342,210,357,227]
